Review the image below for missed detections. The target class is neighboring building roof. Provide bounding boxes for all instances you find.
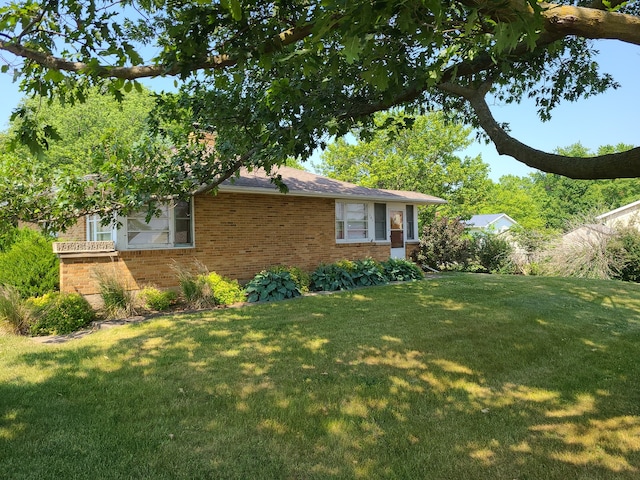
[465,213,518,229]
[218,166,446,205]
[596,199,640,221]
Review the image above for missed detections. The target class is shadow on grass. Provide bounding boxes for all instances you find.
[2,275,640,479]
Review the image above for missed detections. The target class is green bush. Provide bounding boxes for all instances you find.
[415,217,471,271]
[310,263,355,292]
[350,258,388,287]
[28,292,95,336]
[93,269,136,319]
[246,270,301,302]
[0,285,32,335]
[609,227,640,282]
[471,233,515,274]
[204,272,246,305]
[268,265,311,293]
[0,228,59,298]
[0,225,20,252]
[138,286,178,311]
[381,258,424,282]
[172,262,212,309]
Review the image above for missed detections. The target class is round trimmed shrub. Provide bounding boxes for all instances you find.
[28,293,96,336]
[0,229,59,298]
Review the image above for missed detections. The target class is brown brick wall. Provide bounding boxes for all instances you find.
[59,192,393,295]
[18,218,85,241]
[58,217,86,242]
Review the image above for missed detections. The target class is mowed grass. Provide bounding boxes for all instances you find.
[2,274,640,479]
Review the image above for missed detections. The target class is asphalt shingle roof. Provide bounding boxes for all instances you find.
[219,166,446,205]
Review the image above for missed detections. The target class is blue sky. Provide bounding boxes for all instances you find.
[0,39,638,181]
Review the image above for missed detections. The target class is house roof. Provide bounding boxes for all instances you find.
[217,166,446,205]
[596,199,640,220]
[465,213,518,229]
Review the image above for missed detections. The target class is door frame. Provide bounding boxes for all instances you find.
[389,208,405,259]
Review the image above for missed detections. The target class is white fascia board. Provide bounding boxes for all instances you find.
[596,199,640,220]
[216,185,447,205]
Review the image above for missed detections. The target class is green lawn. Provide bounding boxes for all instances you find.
[2,273,640,479]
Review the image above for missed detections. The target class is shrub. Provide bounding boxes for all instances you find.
[0,225,20,252]
[172,262,213,309]
[350,258,388,287]
[268,265,311,293]
[310,263,355,292]
[415,216,471,271]
[608,226,640,282]
[204,272,246,305]
[28,293,95,336]
[246,270,301,302]
[508,227,552,275]
[138,286,178,311]
[93,268,137,319]
[470,233,515,274]
[0,228,59,298]
[0,285,32,335]
[381,258,424,282]
[542,226,622,279]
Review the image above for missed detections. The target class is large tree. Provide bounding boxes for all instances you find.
[479,175,548,231]
[1,0,640,229]
[4,86,155,168]
[317,112,492,219]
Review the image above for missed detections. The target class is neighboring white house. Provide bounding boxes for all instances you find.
[465,213,519,234]
[561,200,640,246]
[596,199,640,229]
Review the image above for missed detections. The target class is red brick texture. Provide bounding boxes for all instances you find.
[59,192,415,295]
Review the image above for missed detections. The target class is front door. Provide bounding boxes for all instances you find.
[390,210,405,259]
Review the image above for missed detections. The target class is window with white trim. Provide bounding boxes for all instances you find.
[124,200,193,249]
[336,202,368,241]
[87,215,114,242]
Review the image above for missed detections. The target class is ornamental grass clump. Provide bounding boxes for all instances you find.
[0,285,32,335]
[93,268,137,319]
[172,262,212,309]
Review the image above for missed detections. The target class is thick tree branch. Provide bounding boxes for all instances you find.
[2,2,639,81]
[541,3,640,46]
[0,23,314,79]
[439,81,640,179]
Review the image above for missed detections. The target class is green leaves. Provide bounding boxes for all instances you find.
[246,270,301,302]
[317,111,492,219]
[0,0,632,231]
[220,0,242,20]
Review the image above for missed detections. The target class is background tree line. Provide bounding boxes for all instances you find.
[2,89,639,237]
[317,111,640,234]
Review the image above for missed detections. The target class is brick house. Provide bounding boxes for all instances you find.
[53,166,445,296]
